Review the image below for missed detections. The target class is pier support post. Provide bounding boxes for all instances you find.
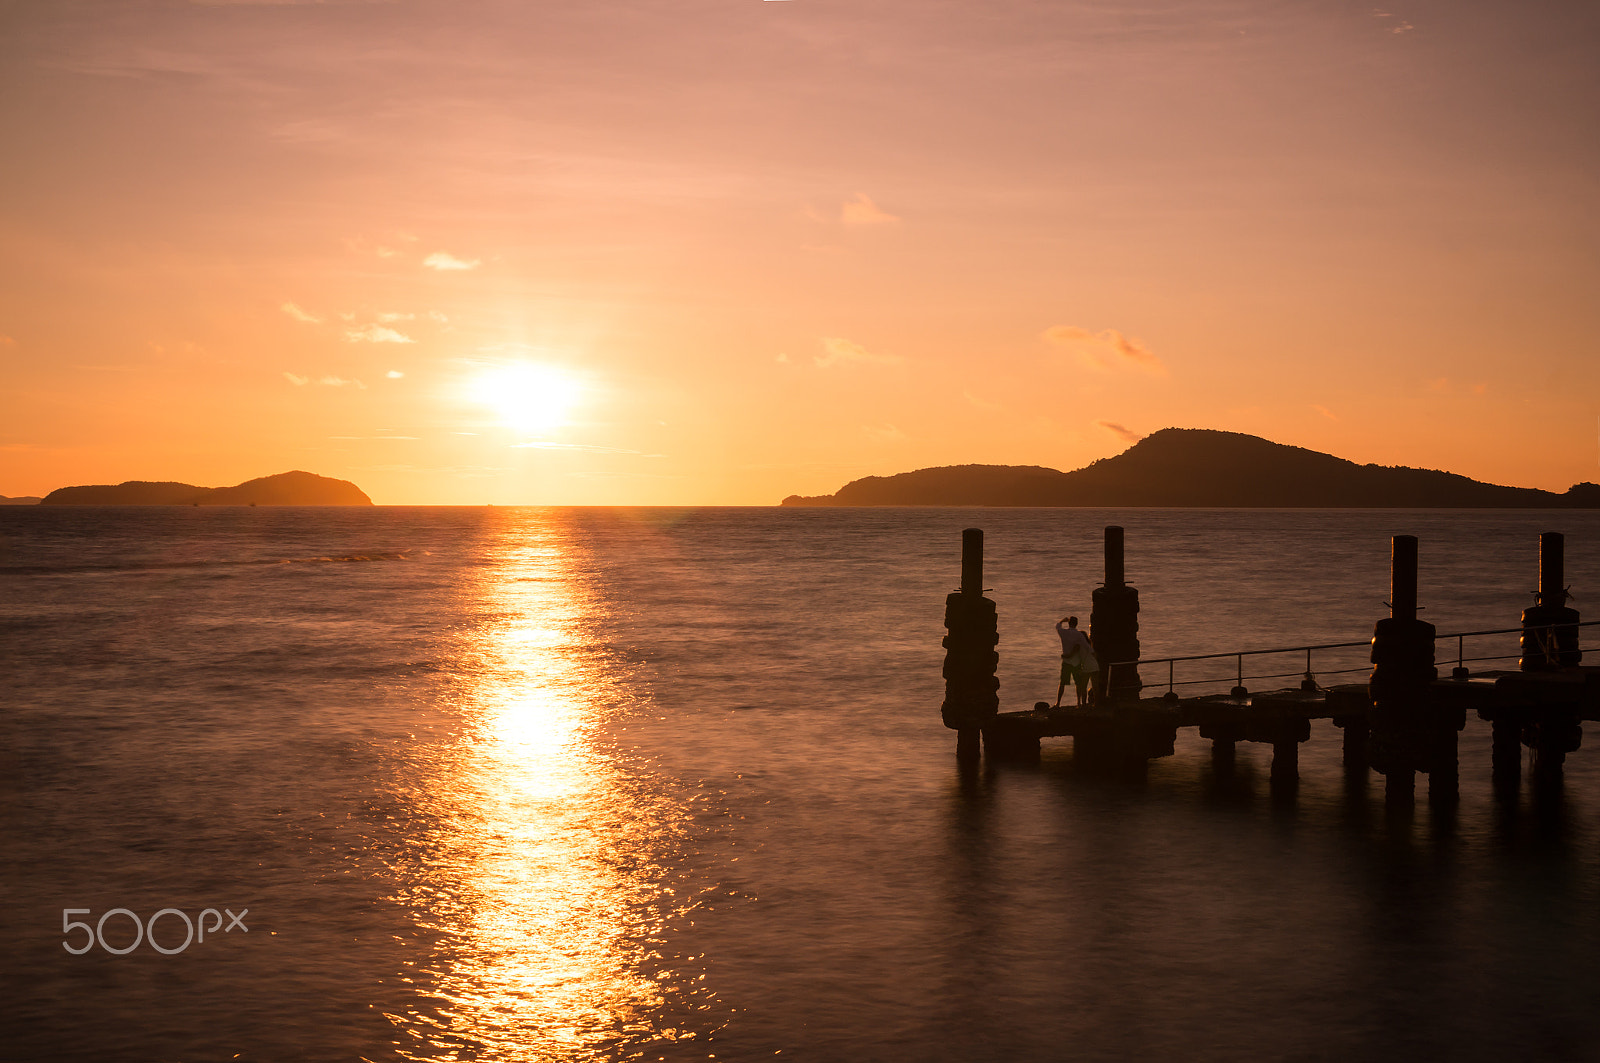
[1492,719,1521,793]
[1336,717,1370,775]
[1529,715,1581,787]
[942,529,1000,764]
[1429,729,1459,805]
[1369,535,1437,805]
[1520,532,1581,670]
[1090,526,1142,704]
[1212,738,1236,772]
[1270,738,1299,789]
[1518,533,1582,789]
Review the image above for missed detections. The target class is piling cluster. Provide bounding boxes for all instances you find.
[942,528,1000,763]
[1367,535,1461,801]
[1090,526,1142,703]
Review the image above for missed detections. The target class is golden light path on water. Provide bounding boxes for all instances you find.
[388,517,713,1061]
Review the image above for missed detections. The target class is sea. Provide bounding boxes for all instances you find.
[4,505,1600,1062]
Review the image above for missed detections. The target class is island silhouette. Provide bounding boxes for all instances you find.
[782,428,1600,507]
[39,471,372,506]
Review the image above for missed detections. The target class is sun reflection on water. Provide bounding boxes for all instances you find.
[387,520,708,1061]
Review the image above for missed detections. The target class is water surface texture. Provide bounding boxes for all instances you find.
[5,507,1600,1061]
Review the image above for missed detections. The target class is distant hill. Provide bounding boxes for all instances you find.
[40,471,372,506]
[782,429,1600,508]
[0,494,43,505]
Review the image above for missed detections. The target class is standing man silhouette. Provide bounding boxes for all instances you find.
[1055,615,1096,708]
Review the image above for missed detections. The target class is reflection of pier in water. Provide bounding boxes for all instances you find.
[942,525,1596,805]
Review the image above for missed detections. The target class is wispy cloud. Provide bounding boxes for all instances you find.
[1097,421,1145,445]
[386,369,405,379]
[1312,404,1339,421]
[345,324,415,344]
[191,0,389,6]
[1043,325,1166,375]
[281,302,320,324]
[376,311,413,322]
[864,423,907,442]
[424,251,480,271]
[285,371,366,388]
[1372,10,1415,33]
[840,192,900,225]
[509,442,646,454]
[815,336,902,368]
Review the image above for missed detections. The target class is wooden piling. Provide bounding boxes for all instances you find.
[1521,531,1581,669]
[1271,738,1299,785]
[1091,526,1142,704]
[961,527,983,597]
[1491,719,1521,791]
[1338,717,1370,775]
[942,529,1000,763]
[1369,535,1438,803]
[1392,534,1418,622]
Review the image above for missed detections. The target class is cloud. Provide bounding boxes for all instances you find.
[1097,421,1145,445]
[1312,404,1339,421]
[376,311,413,322]
[424,251,480,271]
[840,193,900,225]
[775,352,790,364]
[191,0,390,6]
[345,325,415,344]
[281,302,320,324]
[864,424,907,442]
[1043,325,1166,375]
[815,336,902,368]
[509,442,645,454]
[1372,10,1415,33]
[963,390,1002,412]
[286,371,366,388]
[386,369,405,379]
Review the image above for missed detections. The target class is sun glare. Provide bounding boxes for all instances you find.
[469,363,583,433]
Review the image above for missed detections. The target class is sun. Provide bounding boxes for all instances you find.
[469,363,583,434]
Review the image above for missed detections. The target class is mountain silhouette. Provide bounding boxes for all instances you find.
[40,471,372,506]
[0,494,44,505]
[781,428,1600,507]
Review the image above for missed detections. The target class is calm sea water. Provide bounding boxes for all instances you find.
[4,506,1600,1062]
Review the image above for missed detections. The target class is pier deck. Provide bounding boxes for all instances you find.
[980,668,1600,768]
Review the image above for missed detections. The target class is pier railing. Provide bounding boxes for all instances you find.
[1103,619,1600,702]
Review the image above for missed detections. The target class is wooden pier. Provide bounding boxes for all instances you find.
[941,526,1595,802]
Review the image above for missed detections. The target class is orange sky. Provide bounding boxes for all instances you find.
[2,0,1597,504]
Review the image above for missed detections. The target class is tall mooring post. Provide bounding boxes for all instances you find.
[1091,526,1142,704]
[942,528,1000,763]
[1368,535,1449,804]
[1520,531,1582,781]
[1522,532,1581,669]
